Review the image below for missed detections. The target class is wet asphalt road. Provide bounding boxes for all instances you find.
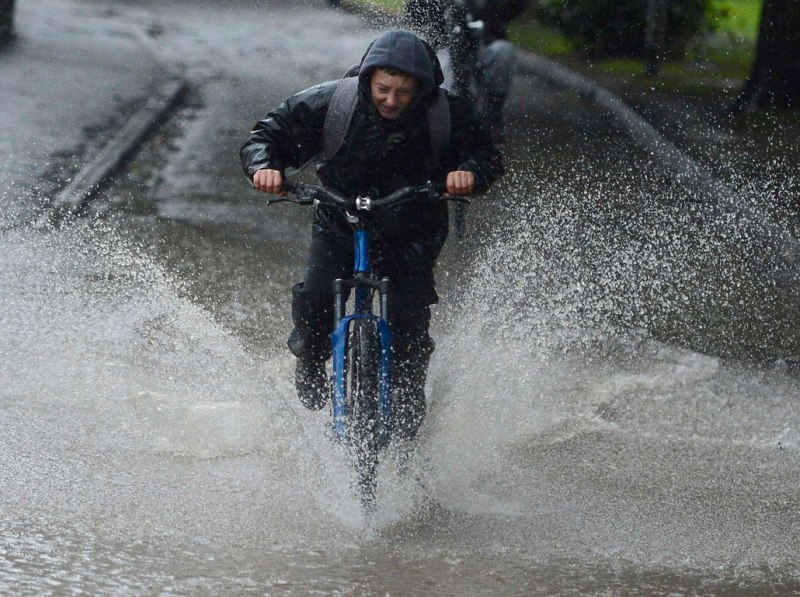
[3,0,799,593]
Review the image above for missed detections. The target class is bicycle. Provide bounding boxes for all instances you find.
[267,180,468,508]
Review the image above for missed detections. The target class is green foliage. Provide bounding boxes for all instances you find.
[532,0,727,57]
[358,0,405,10]
[508,20,576,55]
[710,0,760,38]
[685,0,759,72]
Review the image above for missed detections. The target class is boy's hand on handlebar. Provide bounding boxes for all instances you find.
[253,168,285,195]
[446,170,475,196]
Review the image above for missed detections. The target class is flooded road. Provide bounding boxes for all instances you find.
[2,0,800,594]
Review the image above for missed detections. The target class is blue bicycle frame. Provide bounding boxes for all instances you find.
[263,180,468,510]
[266,180,464,452]
[330,226,394,447]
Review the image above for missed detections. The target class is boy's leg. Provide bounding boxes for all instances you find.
[390,290,435,440]
[288,230,351,410]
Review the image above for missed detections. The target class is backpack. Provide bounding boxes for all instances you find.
[320,74,451,168]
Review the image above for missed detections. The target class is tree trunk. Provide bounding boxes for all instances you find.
[734,0,800,111]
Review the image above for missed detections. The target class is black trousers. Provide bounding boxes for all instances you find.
[288,226,438,439]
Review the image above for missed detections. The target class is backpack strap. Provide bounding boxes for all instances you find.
[321,79,451,165]
[321,77,359,162]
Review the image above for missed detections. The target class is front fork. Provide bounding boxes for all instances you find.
[330,275,393,447]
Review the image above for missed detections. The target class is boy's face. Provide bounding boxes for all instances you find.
[370,68,419,120]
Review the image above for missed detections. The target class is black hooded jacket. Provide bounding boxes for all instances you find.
[241,30,504,259]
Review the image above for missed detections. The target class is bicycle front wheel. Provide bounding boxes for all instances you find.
[346,318,381,508]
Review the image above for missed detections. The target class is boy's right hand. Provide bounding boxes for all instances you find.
[252,168,284,194]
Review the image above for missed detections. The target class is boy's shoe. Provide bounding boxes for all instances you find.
[295,357,328,410]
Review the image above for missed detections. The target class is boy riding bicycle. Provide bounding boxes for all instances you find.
[241,29,503,441]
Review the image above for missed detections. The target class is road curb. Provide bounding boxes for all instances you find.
[50,76,187,214]
[47,18,188,217]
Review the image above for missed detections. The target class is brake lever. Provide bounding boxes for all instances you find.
[266,180,313,205]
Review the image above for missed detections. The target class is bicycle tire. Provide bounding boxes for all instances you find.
[346,318,381,508]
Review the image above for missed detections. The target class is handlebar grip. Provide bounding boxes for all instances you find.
[428,181,469,204]
[265,180,303,205]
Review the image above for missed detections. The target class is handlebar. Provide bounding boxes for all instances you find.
[265,180,470,212]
